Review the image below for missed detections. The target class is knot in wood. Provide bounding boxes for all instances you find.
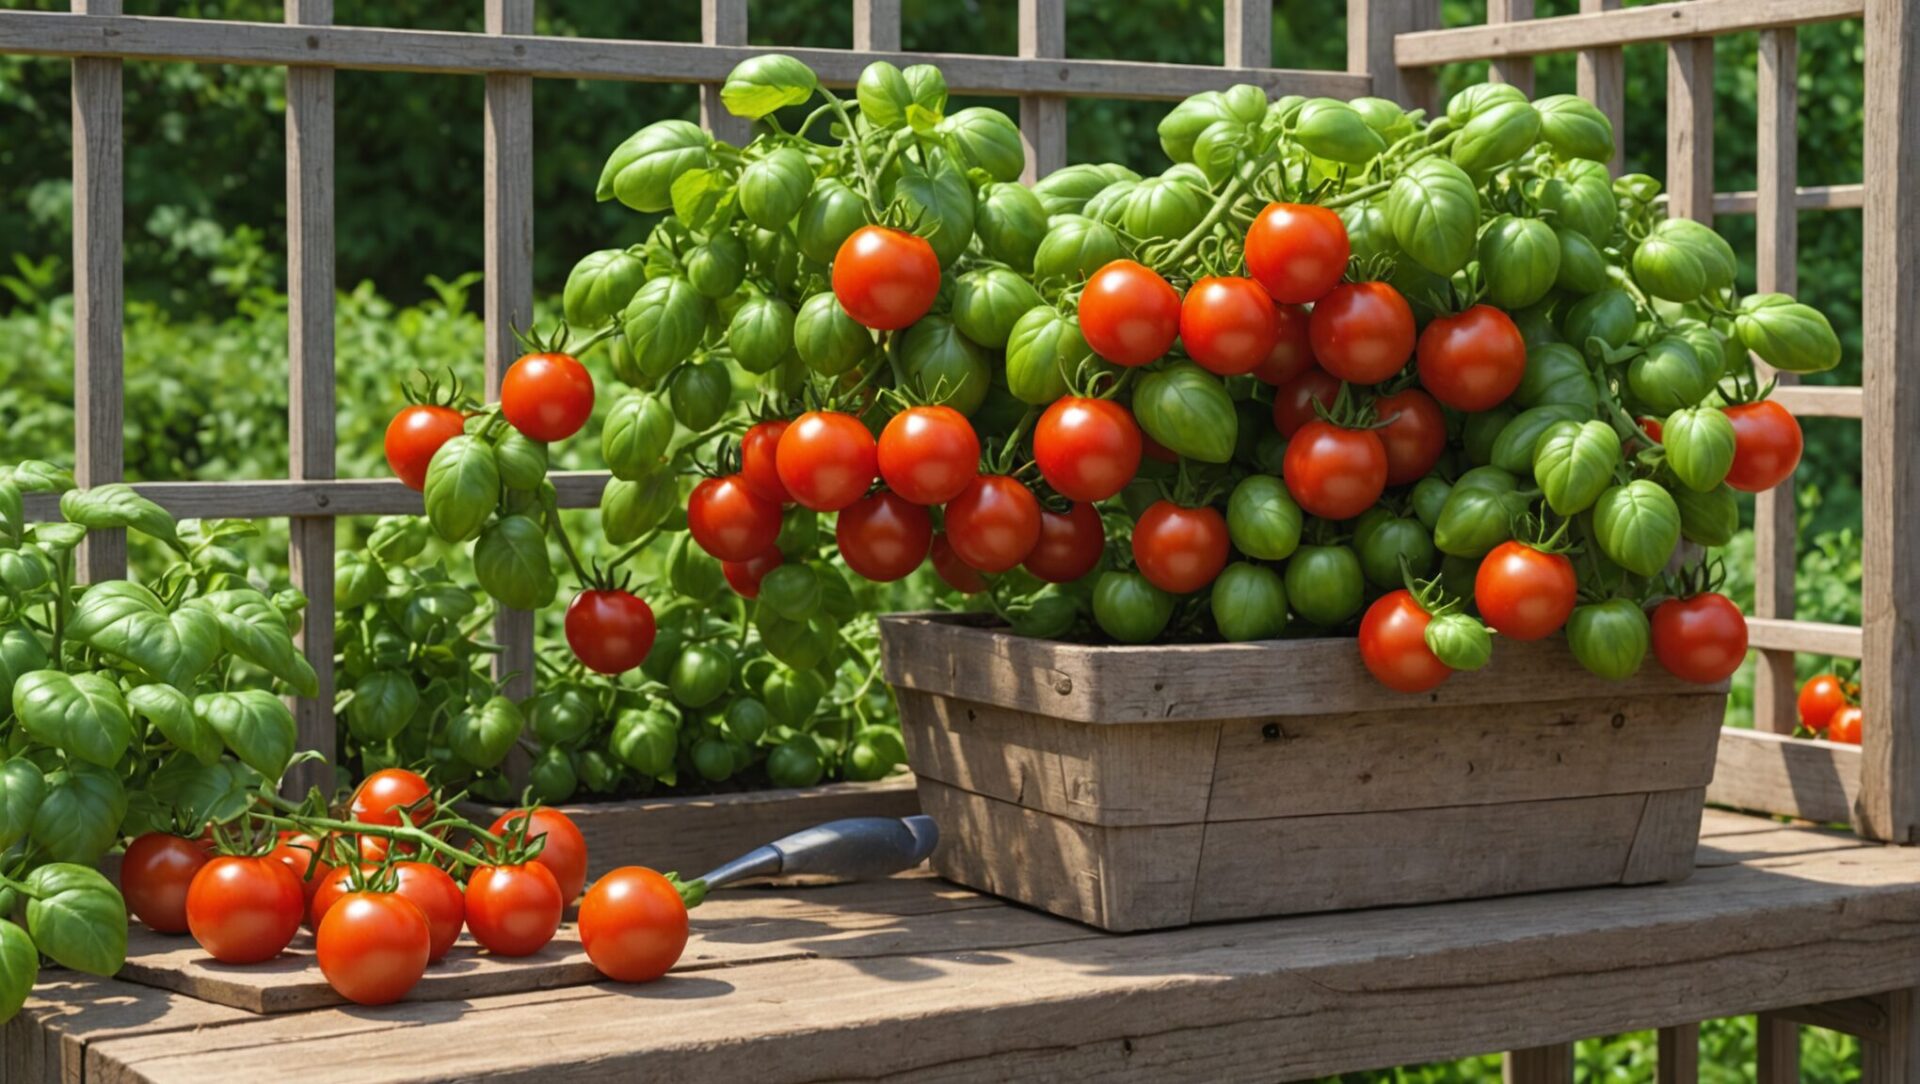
[1051,676,1072,696]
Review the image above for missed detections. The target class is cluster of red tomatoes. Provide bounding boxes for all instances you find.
[1798,672,1863,744]
[118,769,691,1006]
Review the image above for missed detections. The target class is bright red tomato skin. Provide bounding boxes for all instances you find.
[1827,705,1864,744]
[1023,503,1105,583]
[739,420,793,504]
[722,547,782,599]
[1308,282,1416,385]
[1034,397,1143,503]
[944,476,1042,573]
[316,892,432,1006]
[565,589,657,674]
[835,490,933,582]
[488,807,589,903]
[307,863,376,931]
[1638,417,1664,443]
[1722,400,1803,492]
[500,353,595,441]
[390,862,466,962]
[268,831,325,898]
[1140,432,1180,464]
[1359,591,1452,693]
[579,867,690,984]
[777,411,878,512]
[1078,260,1181,367]
[1253,303,1316,386]
[877,405,981,506]
[351,768,433,830]
[1474,542,1578,641]
[1244,203,1350,304]
[385,405,466,492]
[1131,501,1229,594]
[1180,276,1279,376]
[688,474,784,562]
[930,534,988,594]
[186,856,305,964]
[466,862,565,957]
[1282,421,1388,521]
[1416,305,1527,411]
[121,833,212,935]
[832,225,941,330]
[1271,366,1342,438]
[1798,674,1850,732]
[1374,389,1447,485]
[1651,593,1749,684]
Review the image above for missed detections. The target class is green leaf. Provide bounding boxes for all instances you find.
[597,120,713,212]
[1593,480,1683,577]
[0,625,48,722]
[0,757,46,852]
[334,554,385,611]
[473,515,557,611]
[669,167,727,230]
[0,547,51,596]
[1387,157,1480,276]
[720,54,818,120]
[192,690,295,781]
[128,682,223,767]
[194,589,321,697]
[29,764,126,866]
[366,515,429,565]
[1663,407,1738,492]
[396,582,478,643]
[1734,293,1843,374]
[1133,363,1238,463]
[0,461,74,494]
[422,436,500,543]
[0,919,37,1023]
[58,484,179,549]
[67,581,220,687]
[147,754,255,829]
[347,671,418,743]
[0,480,21,548]
[448,696,523,771]
[27,522,85,553]
[13,671,132,768]
[1534,421,1621,517]
[24,863,126,977]
[562,248,650,329]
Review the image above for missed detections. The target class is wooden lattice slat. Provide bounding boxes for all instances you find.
[1576,0,1626,176]
[1223,0,1271,70]
[1487,0,1536,96]
[851,0,900,53]
[1348,0,1437,110]
[702,0,750,146]
[1396,0,1865,66]
[70,0,124,583]
[1018,0,1066,183]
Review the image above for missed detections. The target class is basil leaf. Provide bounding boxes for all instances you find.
[621,276,709,381]
[396,582,477,644]
[1593,480,1683,577]
[347,671,419,743]
[0,547,51,596]
[422,435,500,543]
[448,696,523,771]
[721,54,818,120]
[0,625,48,720]
[67,581,220,687]
[0,758,45,852]
[147,754,254,829]
[366,515,429,565]
[597,119,712,212]
[29,764,126,865]
[24,863,126,977]
[193,689,296,781]
[474,515,557,611]
[334,553,385,611]
[1534,420,1622,517]
[194,588,320,697]
[1663,407,1738,492]
[0,480,20,549]
[0,919,36,1022]
[13,671,131,768]
[58,484,179,549]
[562,248,649,328]
[0,461,74,494]
[1387,157,1480,275]
[602,394,676,481]
[128,682,223,767]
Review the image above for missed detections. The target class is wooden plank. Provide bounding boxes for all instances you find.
[70,0,125,583]
[1396,0,1865,66]
[1712,182,1866,214]
[879,613,1722,725]
[1666,35,1715,227]
[1017,0,1066,183]
[1347,0,1438,111]
[1862,988,1920,1083]
[700,0,749,146]
[285,0,335,800]
[1708,727,1861,825]
[20,472,612,522]
[4,975,257,1084]
[1757,1012,1801,1083]
[1859,0,1920,844]
[1657,1023,1700,1084]
[1576,0,1625,176]
[851,0,900,52]
[1746,616,1863,657]
[1487,0,1536,97]
[1772,383,1864,418]
[1505,1044,1573,1083]
[0,12,1371,102]
[1223,0,1271,70]
[1774,995,1891,1042]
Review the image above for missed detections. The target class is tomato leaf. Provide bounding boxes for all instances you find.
[24,863,126,977]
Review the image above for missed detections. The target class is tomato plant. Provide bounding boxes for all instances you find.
[1417,305,1526,411]
[1650,592,1749,684]
[832,225,941,330]
[1308,282,1415,385]
[1132,501,1229,594]
[877,405,980,506]
[1078,260,1181,366]
[1244,202,1349,304]
[1033,397,1142,503]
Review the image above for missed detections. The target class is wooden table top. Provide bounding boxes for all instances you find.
[8,809,1919,1084]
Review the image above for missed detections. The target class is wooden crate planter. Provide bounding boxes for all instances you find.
[879,613,1727,932]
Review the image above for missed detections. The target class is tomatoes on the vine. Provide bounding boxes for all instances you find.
[1179,276,1279,376]
[1722,400,1803,492]
[1798,673,1851,733]
[465,862,565,957]
[565,589,657,674]
[1078,260,1181,367]
[1131,501,1229,594]
[307,862,375,931]
[121,832,211,935]
[268,831,325,901]
[186,855,305,964]
[1308,282,1415,385]
[832,225,941,330]
[1244,202,1349,304]
[316,892,431,1006]
[688,474,783,562]
[1282,421,1387,521]
[1650,592,1749,684]
[1374,388,1447,486]
[1358,591,1451,693]
[1827,705,1864,745]
[1416,305,1526,411]
[501,352,595,442]
[1033,397,1142,503]
[944,475,1042,573]
[385,404,466,491]
[836,490,933,582]
[1253,302,1316,387]
[776,411,878,512]
[722,548,782,599]
[1474,541,1577,641]
[877,405,980,506]
[739,419,793,504]
[390,861,466,962]
[579,867,689,984]
[1023,502,1106,584]
[350,768,434,833]
[489,807,589,903]
[930,534,988,594]
[1271,366,1342,438]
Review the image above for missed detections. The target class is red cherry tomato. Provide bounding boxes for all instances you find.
[1131,501,1229,594]
[465,862,565,957]
[488,807,589,903]
[722,547,783,599]
[1271,366,1342,438]
[1798,673,1851,733]
[1308,281,1416,385]
[1374,388,1447,486]
[384,404,466,492]
[500,352,594,442]
[832,225,941,330]
[565,588,657,675]
[776,410,878,512]
[1244,202,1350,304]
[1827,705,1864,745]
[579,867,689,984]
[1651,592,1749,684]
[267,831,325,899]
[944,475,1042,573]
[930,534,988,594]
[316,892,431,1006]
[1023,503,1105,584]
[835,490,933,582]
[1179,276,1279,376]
[1282,420,1388,521]
[390,862,466,962]
[1358,590,1452,693]
[351,768,434,832]
[1416,305,1526,411]
[1034,397,1143,503]
[1078,260,1181,366]
[1140,432,1181,464]
[1723,400,1804,492]
[1252,303,1316,387]
[688,474,784,562]
[739,419,793,504]
[877,405,981,506]
[307,862,376,931]
[185,855,305,964]
[1637,416,1665,443]
[1473,541,1578,641]
[121,832,212,935]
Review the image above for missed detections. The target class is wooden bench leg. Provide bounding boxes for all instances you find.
[1758,1012,1800,1083]
[1658,1023,1700,1083]
[1504,1043,1574,1084]
[1861,988,1920,1083]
